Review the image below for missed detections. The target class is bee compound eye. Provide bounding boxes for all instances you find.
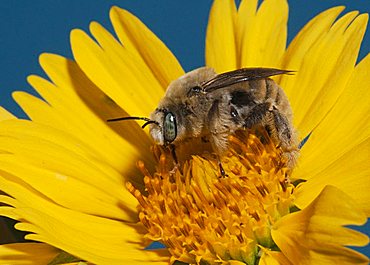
[192,86,201,93]
[163,112,177,143]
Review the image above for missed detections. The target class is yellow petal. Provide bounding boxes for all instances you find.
[278,6,344,83]
[260,250,293,265]
[110,7,184,88]
[88,20,166,109]
[294,137,370,216]
[280,10,368,138]
[272,186,369,265]
[0,243,59,265]
[235,0,258,65]
[0,108,15,154]
[0,158,136,221]
[237,0,288,68]
[0,176,169,265]
[70,28,161,118]
[20,53,155,174]
[294,53,370,179]
[0,119,138,220]
[206,0,237,72]
[0,106,16,121]
[293,54,370,216]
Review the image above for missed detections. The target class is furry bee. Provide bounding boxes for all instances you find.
[109,67,299,168]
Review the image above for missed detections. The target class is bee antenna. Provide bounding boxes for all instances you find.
[107,116,160,128]
[141,120,160,129]
[107,116,149,122]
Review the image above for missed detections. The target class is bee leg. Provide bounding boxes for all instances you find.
[169,144,178,164]
[243,102,273,129]
[244,104,298,168]
[218,159,228,178]
[269,109,299,168]
[168,144,183,174]
[207,99,228,177]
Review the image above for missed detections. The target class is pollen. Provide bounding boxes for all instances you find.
[127,130,296,265]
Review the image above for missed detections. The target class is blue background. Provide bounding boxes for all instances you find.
[0,0,369,257]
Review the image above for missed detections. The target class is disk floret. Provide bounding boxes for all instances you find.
[127,130,295,265]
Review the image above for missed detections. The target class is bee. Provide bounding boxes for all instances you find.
[108,67,299,170]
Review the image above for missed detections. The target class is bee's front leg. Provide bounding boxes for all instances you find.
[168,144,183,174]
[168,144,178,165]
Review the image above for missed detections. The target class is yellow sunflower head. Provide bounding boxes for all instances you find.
[0,1,369,265]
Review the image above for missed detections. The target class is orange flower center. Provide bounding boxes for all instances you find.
[127,130,296,265]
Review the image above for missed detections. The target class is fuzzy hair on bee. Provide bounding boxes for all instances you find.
[108,67,299,168]
[149,67,299,167]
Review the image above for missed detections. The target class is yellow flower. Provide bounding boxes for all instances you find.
[0,0,369,264]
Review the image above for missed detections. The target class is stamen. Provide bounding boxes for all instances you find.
[129,129,296,264]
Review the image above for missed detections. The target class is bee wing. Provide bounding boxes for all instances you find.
[201,68,293,93]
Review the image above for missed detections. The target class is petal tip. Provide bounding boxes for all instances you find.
[38,53,58,68]
[70,28,86,42]
[11,91,25,102]
[89,21,101,32]
[38,53,50,65]
[333,5,346,12]
[357,12,369,25]
[109,5,130,20]
[110,5,122,13]
[26,74,39,85]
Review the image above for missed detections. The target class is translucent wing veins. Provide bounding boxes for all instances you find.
[201,68,294,93]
